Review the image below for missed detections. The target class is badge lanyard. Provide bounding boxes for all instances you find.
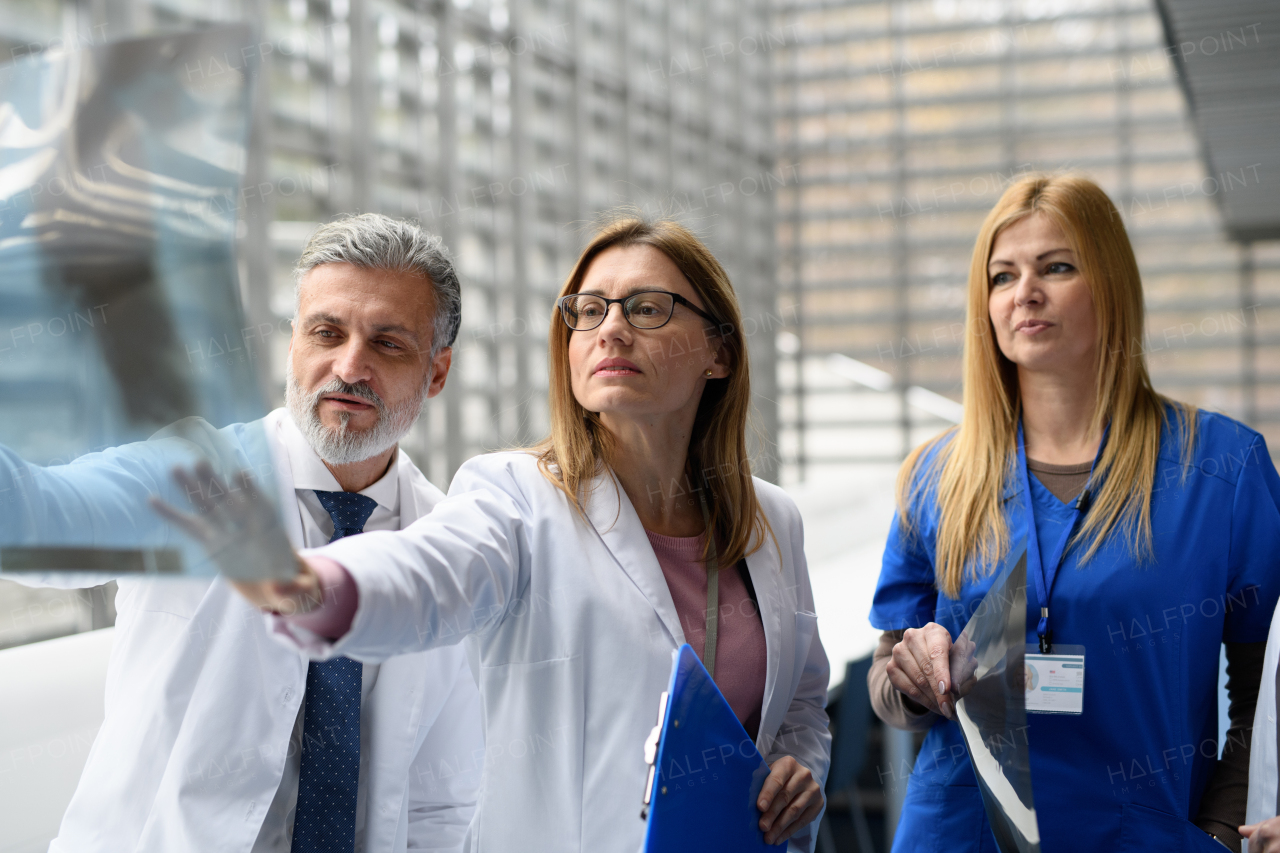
[696,486,720,680]
[1016,421,1107,654]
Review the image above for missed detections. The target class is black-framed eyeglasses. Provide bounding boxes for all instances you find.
[557,290,721,332]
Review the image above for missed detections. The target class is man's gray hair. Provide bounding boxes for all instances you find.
[294,213,462,352]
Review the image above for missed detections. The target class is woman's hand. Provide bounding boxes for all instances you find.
[886,622,957,719]
[757,755,824,845]
[1242,817,1280,852]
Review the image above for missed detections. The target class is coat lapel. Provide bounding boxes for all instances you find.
[581,469,686,648]
[396,450,424,521]
[263,409,305,549]
[744,528,786,749]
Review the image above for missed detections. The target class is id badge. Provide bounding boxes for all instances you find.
[1024,644,1084,715]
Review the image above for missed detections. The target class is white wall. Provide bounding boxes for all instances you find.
[0,629,113,853]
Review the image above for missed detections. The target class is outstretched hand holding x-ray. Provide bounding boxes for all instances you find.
[152,462,320,612]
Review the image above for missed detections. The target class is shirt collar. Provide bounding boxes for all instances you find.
[279,410,401,512]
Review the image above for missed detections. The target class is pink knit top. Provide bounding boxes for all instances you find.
[645,530,767,739]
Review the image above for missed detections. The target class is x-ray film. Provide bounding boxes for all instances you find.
[948,541,1041,852]
[0,27,293,580]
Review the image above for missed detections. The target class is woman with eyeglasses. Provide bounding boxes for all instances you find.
[228,217,831,852]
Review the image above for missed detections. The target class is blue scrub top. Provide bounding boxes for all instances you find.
[870,408,1280,853]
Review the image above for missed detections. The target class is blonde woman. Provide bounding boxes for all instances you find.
[868,175,1280,852]
[228,218,831,851]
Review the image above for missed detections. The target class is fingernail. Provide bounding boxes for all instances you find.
[938,680,946,694]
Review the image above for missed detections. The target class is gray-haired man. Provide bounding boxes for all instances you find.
[22,215,482,853]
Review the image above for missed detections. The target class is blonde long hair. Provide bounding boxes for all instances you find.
[536,216,771,567]
[898,174,1196,598]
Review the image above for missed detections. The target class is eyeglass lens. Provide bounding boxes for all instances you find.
[562,292,675,329]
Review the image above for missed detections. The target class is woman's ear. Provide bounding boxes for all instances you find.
[707,339,732,379]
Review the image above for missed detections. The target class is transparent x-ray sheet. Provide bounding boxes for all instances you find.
[0,27,293,580]
[949,541,1041,852]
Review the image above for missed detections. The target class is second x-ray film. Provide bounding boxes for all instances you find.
[0,27,294,580]
[949,541,1041,852]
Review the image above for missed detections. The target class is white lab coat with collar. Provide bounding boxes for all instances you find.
[1246,596,1280,825]
[276,450,832,853]
[10,408,482,853]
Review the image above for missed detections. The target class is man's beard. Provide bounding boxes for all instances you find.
[285,367,429,466]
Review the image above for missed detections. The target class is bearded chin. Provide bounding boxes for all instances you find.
[285,369,427,466]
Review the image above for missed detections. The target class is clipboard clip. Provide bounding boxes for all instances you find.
[640,690,668,820]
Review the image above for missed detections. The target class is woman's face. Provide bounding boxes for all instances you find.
[567,244,729,426]
[987,213,1098,376]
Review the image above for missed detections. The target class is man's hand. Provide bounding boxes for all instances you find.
[886,622,957,719]
[229,564,324,615]
[1242,817,1280,852]
[757,755,823,845]
[151,460,303,586]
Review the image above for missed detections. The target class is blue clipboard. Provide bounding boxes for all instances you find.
[641,644,785,852]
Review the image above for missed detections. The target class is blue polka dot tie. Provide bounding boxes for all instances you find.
[291,490,379,853]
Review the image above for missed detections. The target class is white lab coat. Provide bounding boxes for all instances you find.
[274,450,832,853]
[7,409,482,852]
[1246,596,1280,825]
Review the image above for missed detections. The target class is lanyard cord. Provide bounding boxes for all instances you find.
[1018,421,1107,654]
[697,486,720,680]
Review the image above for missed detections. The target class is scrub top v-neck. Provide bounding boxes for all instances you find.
[869,408,1280,853]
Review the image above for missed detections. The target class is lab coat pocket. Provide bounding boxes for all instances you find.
[1118,802,1227,852]
[474,654,584,853]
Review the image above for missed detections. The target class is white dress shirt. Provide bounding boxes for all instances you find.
[253,414,404,853]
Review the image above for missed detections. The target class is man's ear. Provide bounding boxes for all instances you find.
[426,347,452,398]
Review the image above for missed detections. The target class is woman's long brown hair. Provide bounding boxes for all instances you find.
[534,215,772,568]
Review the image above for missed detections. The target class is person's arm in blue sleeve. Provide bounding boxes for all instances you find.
[868,497,945,730]
[870,508,941,633]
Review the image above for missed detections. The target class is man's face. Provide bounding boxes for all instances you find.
[287,262,451,464]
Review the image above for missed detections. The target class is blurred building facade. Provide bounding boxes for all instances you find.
[774,0,1280,485]
[0,0,779,646]
[2,0,779,477]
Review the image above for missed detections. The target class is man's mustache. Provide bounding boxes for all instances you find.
[311,380,385,413]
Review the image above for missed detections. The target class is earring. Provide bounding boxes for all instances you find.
[705,369,714,377]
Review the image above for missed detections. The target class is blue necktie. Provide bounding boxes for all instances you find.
[291,490,379,853]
